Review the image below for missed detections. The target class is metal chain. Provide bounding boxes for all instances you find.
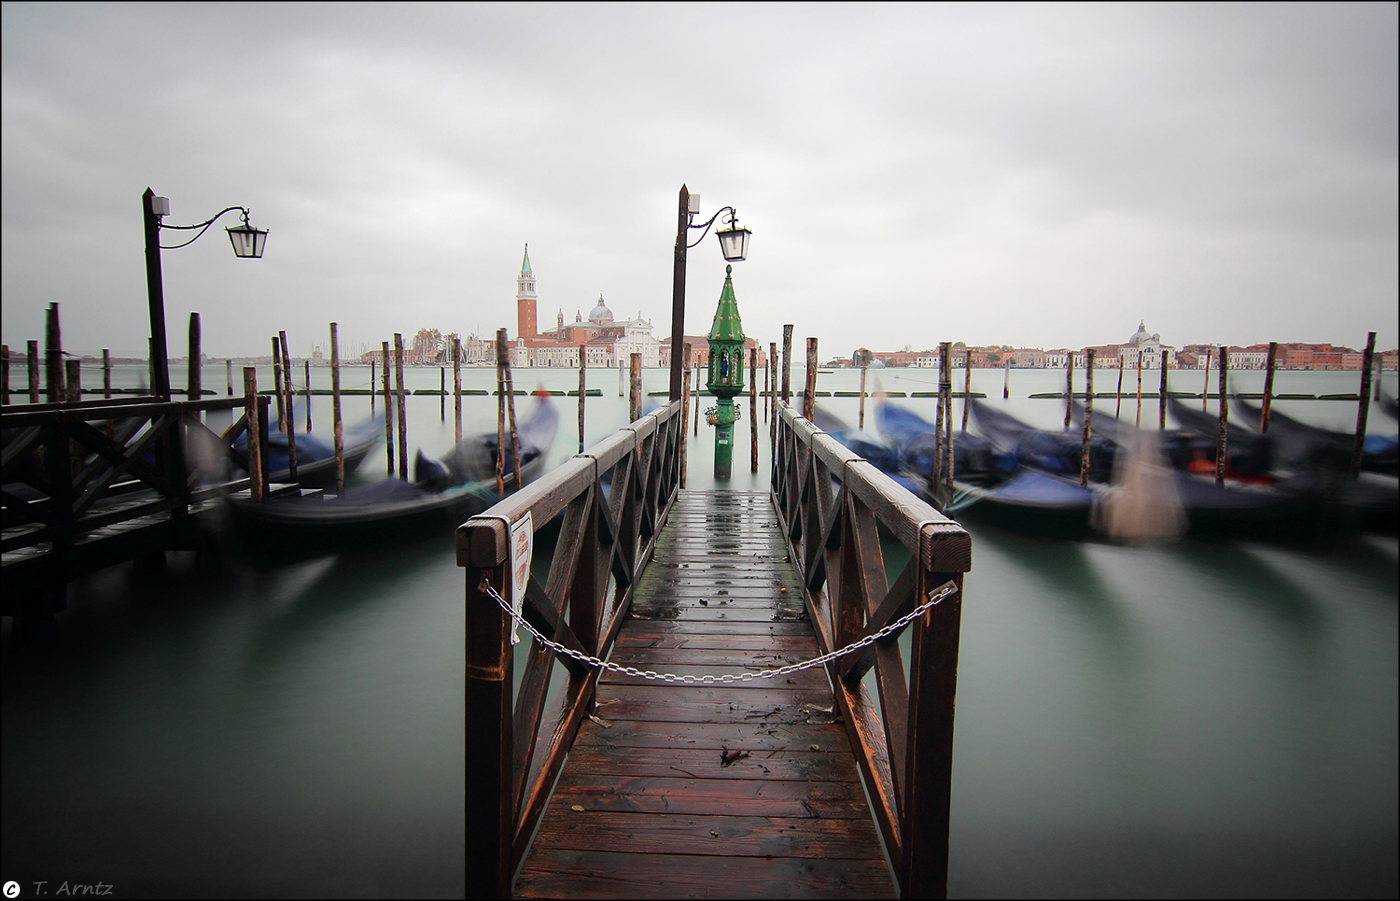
[478,577,959,684]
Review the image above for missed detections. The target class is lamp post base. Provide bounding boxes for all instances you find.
[714,423,733,480]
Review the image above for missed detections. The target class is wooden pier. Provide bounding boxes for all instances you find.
[515,491,892,898]
[2,391,277,616]
[461,400,972,899]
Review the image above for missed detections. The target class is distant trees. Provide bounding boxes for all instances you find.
[412,328,443,363]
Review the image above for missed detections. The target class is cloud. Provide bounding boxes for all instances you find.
[3,3,1396,359]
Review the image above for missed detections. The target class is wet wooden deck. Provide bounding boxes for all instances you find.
[513,490,895,899]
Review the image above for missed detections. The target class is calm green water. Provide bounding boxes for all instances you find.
[3,362,1396,898]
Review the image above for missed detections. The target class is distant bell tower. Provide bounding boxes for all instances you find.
[517,243,537,339]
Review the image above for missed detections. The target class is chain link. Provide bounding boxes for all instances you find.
[478,578,959,684]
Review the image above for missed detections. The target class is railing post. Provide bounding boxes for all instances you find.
[44,407,74,614]
[460,518,515,899]
[901,517,970,900]
[244,368,263,502]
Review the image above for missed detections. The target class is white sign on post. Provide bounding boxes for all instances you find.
[509,512,533,645]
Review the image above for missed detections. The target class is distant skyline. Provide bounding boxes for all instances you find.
[3,3,1396,360]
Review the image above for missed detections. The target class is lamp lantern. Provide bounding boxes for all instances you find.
[226,212,269,259]
[716,212,751,262]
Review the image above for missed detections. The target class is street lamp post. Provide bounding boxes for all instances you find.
[142,187,267,401]
[668,184,751,402]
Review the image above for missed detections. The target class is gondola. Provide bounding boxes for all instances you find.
[809,404,932,502]
[882,396,1330,543]
[1222,395,1398,533]
[1229,395,1397,475]
[225,394,558,559]
[229,416,382,488]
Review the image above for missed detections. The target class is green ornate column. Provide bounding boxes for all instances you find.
[706,265,746,479]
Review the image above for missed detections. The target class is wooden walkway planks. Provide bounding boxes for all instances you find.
[513,490,896,900]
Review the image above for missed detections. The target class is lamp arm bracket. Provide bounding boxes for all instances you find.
[158,206,251,250]
[685,206,736,249]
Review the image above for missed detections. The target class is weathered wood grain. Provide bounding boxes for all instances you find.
[530,810,881,859]
[515,849,894,899]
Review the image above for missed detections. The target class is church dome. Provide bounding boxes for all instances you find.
[1129,320,1151,345]
[588,293,613,324]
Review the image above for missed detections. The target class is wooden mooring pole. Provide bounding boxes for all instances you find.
[27,340,40,403]
[803,338,817,422]
[1260,342,1279,432]
[1215,346,1229,487]
[65,358,81,404]
[495,330,507,498]
[331,322,345,493]
[226,359,233,396]
[1063,350,1073,432]
[440,366,446,422]
[1080,348,1095,487]
[245,367,264,502]
[2,344,9,405]
[932,346,945,490]
[781,324,793,404]
[1003,357,1010,399]
[767,342,778,425]
[189,315,202,421]
[382,342,394,475]
[940,341,954,501]
[506,343,522,491]
[1159,353,1169,430]
[693,360,701,436]
[961,353,971,433]
[45,302,63,404]
[304,360,312,434]
[577,345,586,453]
[769,342,778,444]
[1115,355,1124,419]
[1135,350,1144,427]
[750,346,758,473]
[394,332,408,481]
[280,330,297,483]
[455,338,464,444]
[1202,347,1213,410]
[103,350,112,400]
[370,358,376,416]
[629,353,642,423]
[272,335,285,430]
[858,360,868,430]
[1351,331,1376,478]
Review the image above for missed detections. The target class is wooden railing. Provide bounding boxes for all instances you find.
[2,394,270,558]
[460,400,683,898]
[771,400,972,900]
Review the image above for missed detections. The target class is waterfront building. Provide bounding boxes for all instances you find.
[504,244,662,368]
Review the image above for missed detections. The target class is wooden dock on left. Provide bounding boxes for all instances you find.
[1,393,281,616]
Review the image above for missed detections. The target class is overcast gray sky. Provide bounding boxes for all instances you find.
[3,2,1397,360]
